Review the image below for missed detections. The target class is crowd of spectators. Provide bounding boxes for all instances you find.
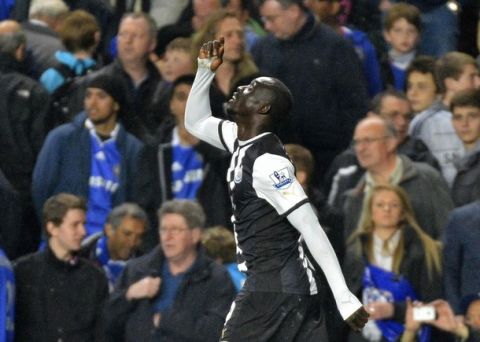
[0,0,479,340]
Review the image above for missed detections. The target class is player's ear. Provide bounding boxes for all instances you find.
[258,104,271,115]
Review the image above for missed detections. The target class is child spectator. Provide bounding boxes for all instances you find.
[381,3,421,91]
[407,56,463,186]
[202,225,246,292]
[450,89,480,207]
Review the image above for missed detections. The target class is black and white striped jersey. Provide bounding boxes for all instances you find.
[217,120,317,295]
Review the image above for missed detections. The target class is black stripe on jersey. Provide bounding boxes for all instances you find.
[281,198,310,217]
[218,120,230,152]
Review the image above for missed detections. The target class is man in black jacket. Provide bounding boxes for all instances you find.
[105,200,236,341]
[252,0,368,179]
[0,20,50,256]
[14,193,109,342]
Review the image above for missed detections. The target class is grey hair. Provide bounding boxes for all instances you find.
[107,203,148,231]
[120,12,158,40]
[0,31,26,56]
[157,200,206,230]
[29,0,69,19]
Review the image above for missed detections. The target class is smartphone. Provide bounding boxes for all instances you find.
[413,306,436,321]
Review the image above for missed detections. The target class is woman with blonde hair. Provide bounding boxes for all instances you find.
[343,184,442,342]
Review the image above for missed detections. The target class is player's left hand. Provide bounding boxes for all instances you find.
[345,306,369,332]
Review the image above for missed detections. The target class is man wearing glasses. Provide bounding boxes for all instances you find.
[342,116,453,241]
[104,200,235,341]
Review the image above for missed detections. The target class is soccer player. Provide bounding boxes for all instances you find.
[185,37,368,341]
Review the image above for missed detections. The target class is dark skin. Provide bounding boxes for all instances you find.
[200,38,369,332]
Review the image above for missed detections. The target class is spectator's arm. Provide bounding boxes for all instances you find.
[443,212,463,314]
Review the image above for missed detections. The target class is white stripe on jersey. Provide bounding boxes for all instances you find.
[298,238,318,295]
[227,144,252,273]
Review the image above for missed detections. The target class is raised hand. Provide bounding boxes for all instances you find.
[199,37,224,72]
[346,306,370,332]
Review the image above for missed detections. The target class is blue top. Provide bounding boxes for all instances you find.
[95,235,126,291]
[0,248,14,342]
[40,51,96,93]
[153,262,185,313]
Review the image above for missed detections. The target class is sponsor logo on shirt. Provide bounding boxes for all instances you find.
[270,168,293,189]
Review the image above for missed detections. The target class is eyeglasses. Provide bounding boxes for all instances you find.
[352,136,389,147]
[159,227,189,236]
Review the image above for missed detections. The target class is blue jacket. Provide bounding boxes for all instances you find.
[32,113,143,218]
[444,201,480,314]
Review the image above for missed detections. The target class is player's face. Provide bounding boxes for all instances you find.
[406,71,438,114]
[225,77,273,117]
[371,190,404,230]
[84,88,118,125]
[48,209,86,254]
[452,106,480,148]
[383,18,419,54]
[106,217,146,260]
[215,17,244,63]
[159,213,201,263]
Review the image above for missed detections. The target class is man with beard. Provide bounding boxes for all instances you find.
[185,38,368,341]
[32,73,143,238]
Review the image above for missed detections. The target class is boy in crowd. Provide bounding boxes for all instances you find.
[14,193,108,341]
[381,3,421,91]
[407,55,463,186]
[450,89,480,206]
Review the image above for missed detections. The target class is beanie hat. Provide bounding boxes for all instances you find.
[87,73,126,109]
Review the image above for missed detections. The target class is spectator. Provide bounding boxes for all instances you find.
[305,0,382,97]
[81,203,148,291]
[40,9,100,127]
[192,9,259,117]
[252,0,368,179]
[21,0,69,77]
[343,117,453,241]
[450,89,480,207]
[343,184,442,341]
[155,0,221,57]
[223,0,267,52]
[95,12,161,141]
[380,3,421,91]
[0,20,50,256]
[136,75,231,249]
[202,225,246,292]
[326,89,438,207]
[32,73,143,238]
[402,296,480,342]
[105,200,235,341]
[14,193,108,341]
[408,55,464,186]
[436,51,480,108]
[444,199,480,315]
[40,10,99,92]
[149,37,195,129]
[0,247,14,342]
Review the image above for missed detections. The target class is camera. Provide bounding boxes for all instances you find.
[413,306,436,321]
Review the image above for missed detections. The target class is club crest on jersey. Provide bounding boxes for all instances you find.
[270,168,293,189]
[234,166,243,183]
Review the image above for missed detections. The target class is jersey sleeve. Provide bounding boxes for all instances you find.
[252,153,309,215]
[185,61,237,153]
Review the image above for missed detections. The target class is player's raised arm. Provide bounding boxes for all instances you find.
[185,38,231,151]
[287,203,369,332]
